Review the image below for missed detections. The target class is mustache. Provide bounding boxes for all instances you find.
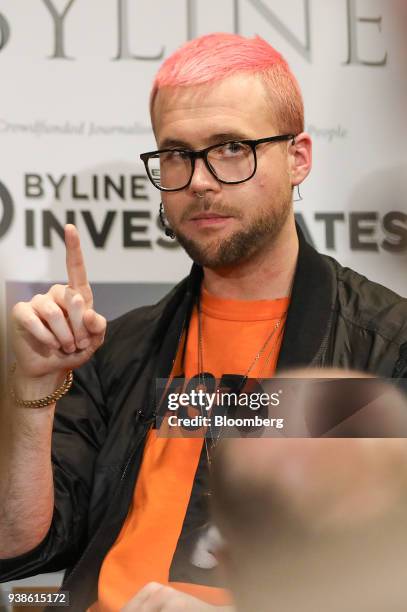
[181,202,241,222]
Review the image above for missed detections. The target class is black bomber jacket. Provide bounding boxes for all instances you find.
[1,228,407,610]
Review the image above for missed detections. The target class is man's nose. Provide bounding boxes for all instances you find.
[188,158,221,195]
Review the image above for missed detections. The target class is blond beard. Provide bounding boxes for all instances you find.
[174,195,292,269]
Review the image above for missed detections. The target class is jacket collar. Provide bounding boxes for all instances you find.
[276,226,335,370]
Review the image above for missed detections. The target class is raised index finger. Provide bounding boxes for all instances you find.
[65,224,89,291]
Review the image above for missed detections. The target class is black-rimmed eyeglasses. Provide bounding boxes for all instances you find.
[140,134,295,192]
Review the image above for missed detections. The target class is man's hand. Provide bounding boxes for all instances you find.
[11,224,106,390]
[121,582,234,612]
[0,224,106,559]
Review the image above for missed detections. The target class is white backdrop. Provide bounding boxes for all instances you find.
[0,0,406,321]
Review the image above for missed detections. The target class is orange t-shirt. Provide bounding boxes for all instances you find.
[91,290,289,611]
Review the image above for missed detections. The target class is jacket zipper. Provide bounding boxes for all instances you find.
[311,310,334,366]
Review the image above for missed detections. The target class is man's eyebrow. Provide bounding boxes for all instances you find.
[158,132,250,150]
[158,138,191,149]
[207,132,250,144]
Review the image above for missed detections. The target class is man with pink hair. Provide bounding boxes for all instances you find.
[1,33,407,612]
[146,32,306,272]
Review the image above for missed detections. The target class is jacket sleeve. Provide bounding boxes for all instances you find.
[393,342,407,379]
[0,355,107,582]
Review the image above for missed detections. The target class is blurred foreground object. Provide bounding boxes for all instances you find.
[212,371,407,612]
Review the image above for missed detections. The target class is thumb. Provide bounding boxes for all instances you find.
[83,309,106,337]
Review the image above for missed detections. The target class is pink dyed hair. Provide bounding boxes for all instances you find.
[150,33,304,134]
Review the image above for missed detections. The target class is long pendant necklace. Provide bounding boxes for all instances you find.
[196,292,287,471]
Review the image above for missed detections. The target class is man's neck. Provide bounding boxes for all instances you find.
[202,218,299,301]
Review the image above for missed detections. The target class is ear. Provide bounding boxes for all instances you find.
[289,132,312,187]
